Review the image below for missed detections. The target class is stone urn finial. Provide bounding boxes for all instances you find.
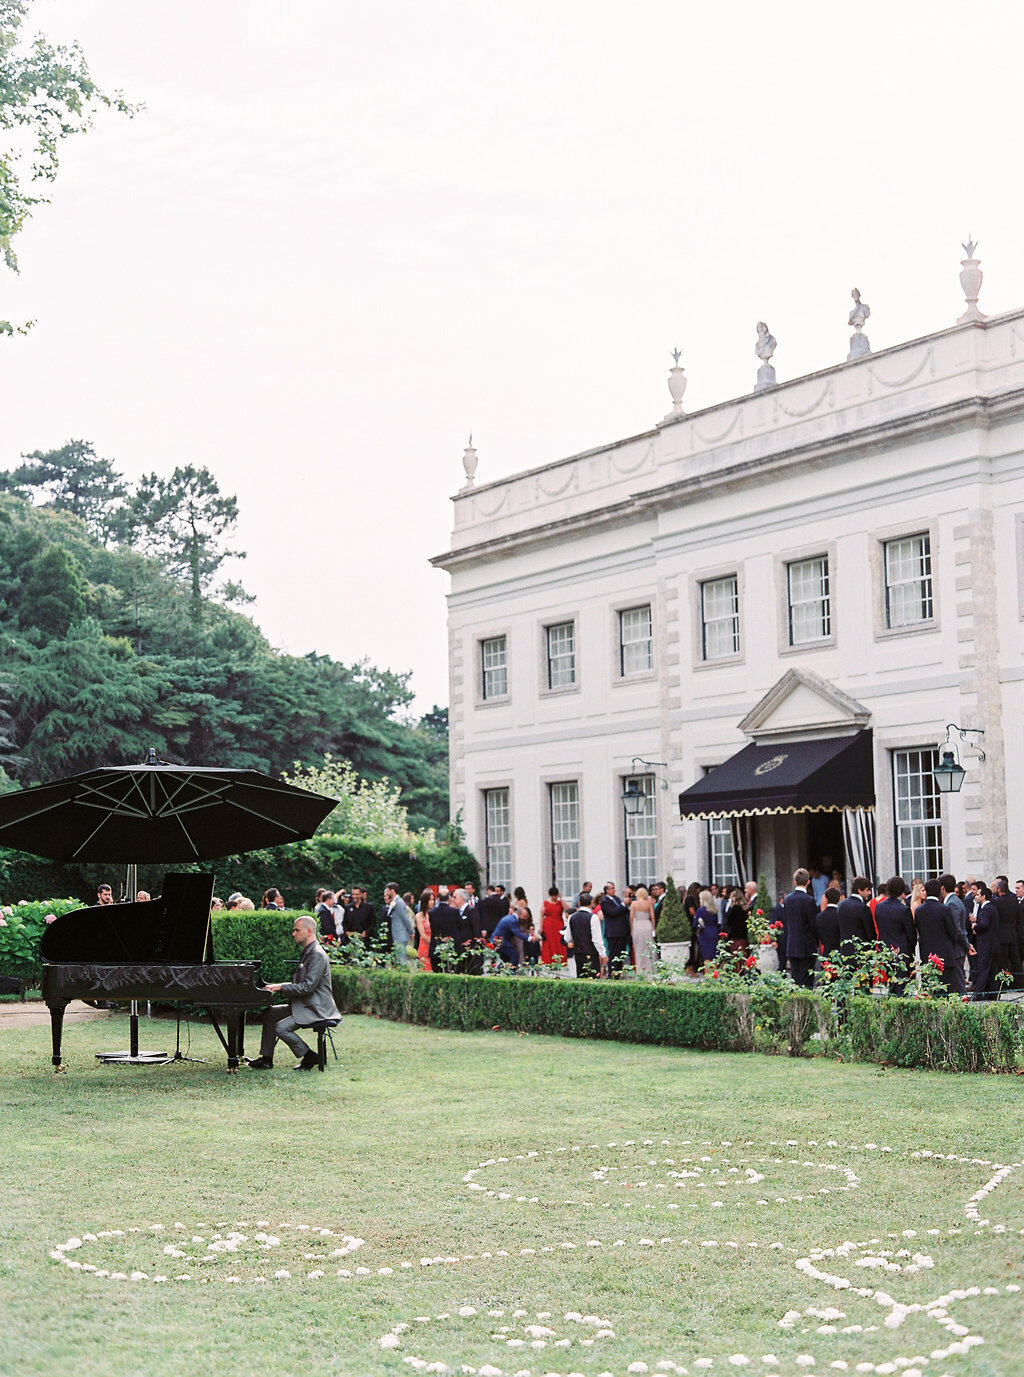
[847,288,872,359]
[957,236,986,324]
[665,347,687,419]
[460,434,479,491]
[754,321,777,392]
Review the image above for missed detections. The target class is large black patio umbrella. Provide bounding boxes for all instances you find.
[1,750,337,1066]
[0,749,337,863]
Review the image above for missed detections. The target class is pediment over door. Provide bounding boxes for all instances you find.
[738,668,871,744]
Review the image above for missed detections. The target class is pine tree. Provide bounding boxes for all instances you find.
[18,546,86,638]
[655,873,689,943]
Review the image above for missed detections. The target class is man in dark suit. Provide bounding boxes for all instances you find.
[783,868,819,988]
[837,876,875,959]
[344,886,377,945]
[651,882,666,926]
[453,889,475,971]
[479,885,507,940]
[599,882,631,976]
[316,889,343,941]
[971,884,1000,1000]
[874,877,915,956]
[940,874,971,990]
[991,880,1022,989]
[873,877,915,993]
[428,892,460,969]
[817,887,842,958]
[912,878,967,994]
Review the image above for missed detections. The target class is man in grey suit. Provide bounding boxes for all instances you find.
[384,882,414,964]
[250,915,341,1070]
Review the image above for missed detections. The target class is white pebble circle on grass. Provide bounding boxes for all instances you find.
[461,1137,865,1213]
[48,1220,364,1285]
[47,1141,1024,1377]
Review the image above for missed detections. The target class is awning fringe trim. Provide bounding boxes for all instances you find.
[680,804,877,821]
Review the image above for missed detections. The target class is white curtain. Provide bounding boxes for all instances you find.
[729,816,756,886]
[843,808,876,884]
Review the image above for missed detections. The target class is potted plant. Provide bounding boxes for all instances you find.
[654,875,690,967]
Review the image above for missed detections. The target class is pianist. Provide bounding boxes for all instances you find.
[248,916,341,1071]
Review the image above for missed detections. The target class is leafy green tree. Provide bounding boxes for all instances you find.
[126,465,243,624]
[1,0,134,331]
[13,440,128,544]
[0,481,456,837]
[12,620,166,777]
[18,546,86,638]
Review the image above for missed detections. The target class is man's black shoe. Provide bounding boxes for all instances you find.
[294,1051,318,1071]
[247,1056,274,1069]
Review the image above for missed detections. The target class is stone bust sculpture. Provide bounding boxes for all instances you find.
[848,288,870,331]
[755,321,776,363]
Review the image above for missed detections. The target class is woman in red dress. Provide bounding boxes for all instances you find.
[540,886,569,965]
[416,889,435,971]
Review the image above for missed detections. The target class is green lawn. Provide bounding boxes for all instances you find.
[1,1011,1022,1377]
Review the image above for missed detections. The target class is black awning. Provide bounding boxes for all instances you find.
[678,730,874,819]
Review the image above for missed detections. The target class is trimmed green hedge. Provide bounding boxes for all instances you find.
[327,969,1024,1072]
[846,994,1024,1073]
[211,909,310,984]
[329,969,835,1058]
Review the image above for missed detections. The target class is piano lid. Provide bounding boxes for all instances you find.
[40,872,216,964]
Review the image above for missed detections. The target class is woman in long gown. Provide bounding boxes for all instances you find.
[540,886,569,965]
[416,889,434,971]
[694,889,721,967]
[630,885,657,976]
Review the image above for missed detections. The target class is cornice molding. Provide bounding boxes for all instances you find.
[432,386,1024,573]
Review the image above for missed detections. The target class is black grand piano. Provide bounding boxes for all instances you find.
[40,872,271,1072]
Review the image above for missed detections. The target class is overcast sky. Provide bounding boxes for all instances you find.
[2,0,1022,712]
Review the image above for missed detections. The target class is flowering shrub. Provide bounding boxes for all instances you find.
[0,897,80,984]
[281,754,416,845]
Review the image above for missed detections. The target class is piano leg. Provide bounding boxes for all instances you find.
[50,1002,67,1072]
[226,1012,241,1073]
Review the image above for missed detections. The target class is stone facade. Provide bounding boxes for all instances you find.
[433,311,1024,898]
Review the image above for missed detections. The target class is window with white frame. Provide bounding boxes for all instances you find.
[787,555,831,644]
[546,621,576,689]
[549,781,580,896]
[622,774,657,885]
[893,748,943,876]
[480,636,508,700]
[483,788,512,888]
[707,817,740,889]
[619,605,653,676]
[701,576,740,660]
[884,534,933,628]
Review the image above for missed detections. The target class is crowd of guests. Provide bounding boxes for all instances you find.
[196,865,1024,1000]
[761,867,1024,1000]
[305,879,668,976]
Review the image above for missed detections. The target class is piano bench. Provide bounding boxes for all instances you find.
[309,1018,340,1072]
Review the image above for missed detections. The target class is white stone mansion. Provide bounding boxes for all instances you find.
[432,266,1024,899]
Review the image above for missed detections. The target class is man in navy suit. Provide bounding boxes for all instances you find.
[873,876,915,994]
[913,878,967,994]
[783,868,819,988]
[837,876,875,959]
